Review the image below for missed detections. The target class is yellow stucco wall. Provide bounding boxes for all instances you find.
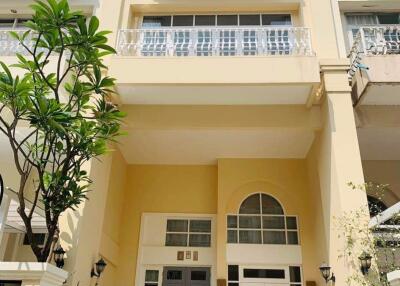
[116,164,218,285]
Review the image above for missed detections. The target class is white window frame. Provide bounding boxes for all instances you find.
[227,193,300,245]
[165,218,212,247]
[144,268,161,286]
[139,13,293,28]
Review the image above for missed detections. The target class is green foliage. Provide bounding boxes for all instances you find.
[0,0,124,262]
[336,182,400,286]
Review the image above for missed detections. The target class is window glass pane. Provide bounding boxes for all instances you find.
[173,15,194,26]
[191,271,207,281]
[289,266,302,283]
[378,13,399,24]
[243,269,285,279]
[239,216,261,229]
[287,231,299,245]
[217,15,238,26]
[227,230,238,243]
[189,234,211,247]
[228,284,239,286]
[262,194,284,215]
[190,220,211,232]
[142,16,171,27]
[286,217,298,229]
[165,233,188,246]
[263,231,286,244]
[145,283,158,286]
[227,215,237,228]
[262,14,291,26]
[239,15,261,26]
[346,14,377,25]
[167,270,183,280]
[239,230,262,244]
[228,265,239,281]
[195,15,216,26]
[239,194,261,214]
[263,216,285,229]
[167,220,188,232]
[145,270,159,282]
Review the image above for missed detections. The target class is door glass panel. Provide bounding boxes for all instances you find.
[173,15,194,26]
[145,270,159,282]
[228,265,239,281]
[262,14,291,26]
[142,16,171,27]
[195,15,216,26]
[378,13,400,24]
[191,271,207,281]
[239,15,260,26]
[167,270,183,280]
[217,15,238,26]
[243,269,285,279]
[289,266,302,283]
[239,230,262,244]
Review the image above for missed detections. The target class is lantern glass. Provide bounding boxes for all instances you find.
[95,258,107,275]
[319,264,331,280]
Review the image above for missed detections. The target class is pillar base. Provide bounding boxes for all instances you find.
[388,270,400,286]
[0,262,68,286]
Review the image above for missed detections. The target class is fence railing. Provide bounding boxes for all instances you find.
[0,30,35,56]
[349,25,400,78]
[117,27,313,57]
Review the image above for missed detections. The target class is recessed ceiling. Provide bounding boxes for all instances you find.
[119,128,315,165]
[117,84,312,105]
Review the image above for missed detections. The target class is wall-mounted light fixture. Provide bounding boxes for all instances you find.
[319,263,336,284]
[53,245,65,269]
[359,252,372,275]
[91,258,107,278]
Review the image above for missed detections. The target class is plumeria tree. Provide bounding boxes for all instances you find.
[0,0,124,262]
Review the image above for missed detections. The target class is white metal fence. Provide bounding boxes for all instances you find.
[117,27,313,57]
[349,26,400,78]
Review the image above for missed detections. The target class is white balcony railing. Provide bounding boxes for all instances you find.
[0,30,36,56]
[117,27,313,57]
[349,26,400,78]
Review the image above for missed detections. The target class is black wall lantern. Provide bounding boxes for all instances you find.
[53,245,65,269]
[359,252,372,275]
[319,263,336,284]
[91,258,107,278]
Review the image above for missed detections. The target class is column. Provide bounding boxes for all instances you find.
[317,59,369,285]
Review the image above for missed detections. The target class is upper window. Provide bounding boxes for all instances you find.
[141,14,292,28]
[165,219,211,247]
[227,193,299,245]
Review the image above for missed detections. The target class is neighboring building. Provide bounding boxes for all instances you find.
[0,0,399,286]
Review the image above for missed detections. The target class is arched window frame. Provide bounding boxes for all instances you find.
[227,193,299,245]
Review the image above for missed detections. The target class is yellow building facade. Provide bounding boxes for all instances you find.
[1,0,400,286]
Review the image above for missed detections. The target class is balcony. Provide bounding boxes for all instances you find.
[110,27,320,105]
[349,26,400,106]
[117,27,313,57]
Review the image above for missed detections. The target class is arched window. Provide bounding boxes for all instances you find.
[239,193,284,215]
[227,193,299,245]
